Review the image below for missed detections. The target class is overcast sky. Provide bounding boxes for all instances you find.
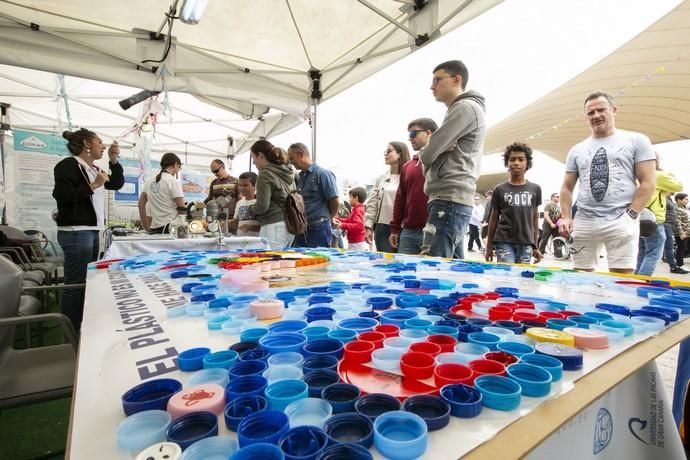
[248,0,687,193]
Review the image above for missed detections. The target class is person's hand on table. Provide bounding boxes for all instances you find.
[484,247,494,262]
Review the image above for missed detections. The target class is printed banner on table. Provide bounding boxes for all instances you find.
[528,362,685,459]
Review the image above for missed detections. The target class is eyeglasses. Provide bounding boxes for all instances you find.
[211,167,221,174]
[431,75,454,86]
[408,130,425,139]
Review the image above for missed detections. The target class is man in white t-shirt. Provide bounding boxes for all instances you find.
[559,91,656,273]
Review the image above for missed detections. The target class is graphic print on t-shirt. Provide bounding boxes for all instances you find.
[236,203,257,222]
[502,190,534,207]
[590,147,609,202]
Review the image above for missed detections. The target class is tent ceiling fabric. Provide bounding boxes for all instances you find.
[485,0,690,162]
[0,64,302,166]
[0,0,502,118]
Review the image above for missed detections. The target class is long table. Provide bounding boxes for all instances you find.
[66,257,689,459]
[104,234,270,259]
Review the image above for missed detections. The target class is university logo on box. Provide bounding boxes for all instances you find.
[593,407,613,454]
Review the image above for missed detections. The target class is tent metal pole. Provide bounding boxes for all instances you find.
[311,99,317,162]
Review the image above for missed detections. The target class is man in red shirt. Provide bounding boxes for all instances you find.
[389,118,438,254]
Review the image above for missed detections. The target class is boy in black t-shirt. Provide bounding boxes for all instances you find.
[485,143,543,264]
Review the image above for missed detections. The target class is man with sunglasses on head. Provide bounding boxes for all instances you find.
[421,60,486,259]
[205,159,239,219]
[389,118,438,254]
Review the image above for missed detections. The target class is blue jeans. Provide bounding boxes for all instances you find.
[293,219,332,248]
[663,224,677,269]
[635,223,666,276]
[398,228,424,255]
[57,230,100,331]
[494,242,533,264]
[426,200,472,259]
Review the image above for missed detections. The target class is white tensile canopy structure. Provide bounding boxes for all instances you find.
[485,0,690,162]
[0,0,502,159]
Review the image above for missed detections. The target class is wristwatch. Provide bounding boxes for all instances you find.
[626,208,639,219]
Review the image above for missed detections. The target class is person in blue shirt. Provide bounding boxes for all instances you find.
[287,142,340,248]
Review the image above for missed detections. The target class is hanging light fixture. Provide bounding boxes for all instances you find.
[179,0,208,24]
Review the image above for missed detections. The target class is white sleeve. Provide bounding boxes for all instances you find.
[633,132,655,163]
[170,177,184,199]
[564,146,578,173]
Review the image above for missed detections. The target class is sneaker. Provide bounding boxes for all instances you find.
[671,267,690,274]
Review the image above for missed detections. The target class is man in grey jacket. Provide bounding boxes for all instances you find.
[421,60,486,259]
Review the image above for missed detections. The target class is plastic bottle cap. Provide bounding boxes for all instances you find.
[505,363,553,397]
[534,342,584,371]
[354,393,402,420]
[323,412,374,448]
[121,378,183,416]
[562,327,609,349]
[265,379,309,411]
[321,383,361,414]
[284,397,333,429]
[237,410,290,447]
[525,327,576,347]
[278,425,330,459]
[167,384,226,420]
[439,384,483,418]
[135,442,181,460]
[180,436,238,460]
[189,368,230,388]
[519,353,563,381]
[224,395,268,432]
[166,411,219,451]
[373,411,428,460]
[473,375,522,411]
[117,410,172,452]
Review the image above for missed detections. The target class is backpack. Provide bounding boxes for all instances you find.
[264,169,308,235]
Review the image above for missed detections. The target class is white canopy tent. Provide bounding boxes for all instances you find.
[0,0,502,157]
[0,64,300,168]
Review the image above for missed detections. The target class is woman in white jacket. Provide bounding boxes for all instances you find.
[364,141,410,253]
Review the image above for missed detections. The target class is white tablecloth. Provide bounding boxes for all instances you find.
[105,235,269,258]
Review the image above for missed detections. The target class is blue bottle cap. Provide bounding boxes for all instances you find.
[181,282,203,293]
[505,363,553,397]
[178,347,211,372]
[278,425,329,460]
[237,410,290,447]
[269,320,309,334]
[493,320,523,334]
[583,311,614,322]
[224,395,268,431]
[191,293,216,302]
[439,384,483,418]
[229,359,269,380]
[203,350,239,369]
[306,306,336,322]
[427,325,459,339]
[327,328,357,344]
[180,436,238,460]
[545,318,577,331]
[321,383,361,414]
[303,367,341,397]
[535,342,583,370]
[599,319,635,336]
[519,353,563,381]
[641,306,680,322]
[116,410,171,452]
[240,347,271,362]
[568,315,598,328]
[323,412,374,448]
[303,355,339,374]
[367,296,393,310]
[302,338,344,360]
[466,318,493,327]
[265,379,309,411]
[473,375,522,411]
[467,332,501,351]
[354,393,402,420]
[189,368,230,388]
[595,303,631,317]
[225,375,268,401]
[373,411,428,460]
[121,378,182,416]
[302,326,331,341]
[309,295,334,305]
[496,341,534,357]
[284,397,333,429]
[208,297,231,309]
[337,317,378,332]
[402,395,451,431]
[166,411,218,450]
[630,309,670,325]
[315,443,372,460]
[229,341,259,354]
[232,442,285,460]
[259,332,307,354]
[379,308,418,327]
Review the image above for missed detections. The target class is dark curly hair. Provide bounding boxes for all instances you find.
[503,142,533,170]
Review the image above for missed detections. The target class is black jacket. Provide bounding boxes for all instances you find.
[52,157,125,227]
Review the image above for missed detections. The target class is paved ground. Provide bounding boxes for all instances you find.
[462,246,689,402]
